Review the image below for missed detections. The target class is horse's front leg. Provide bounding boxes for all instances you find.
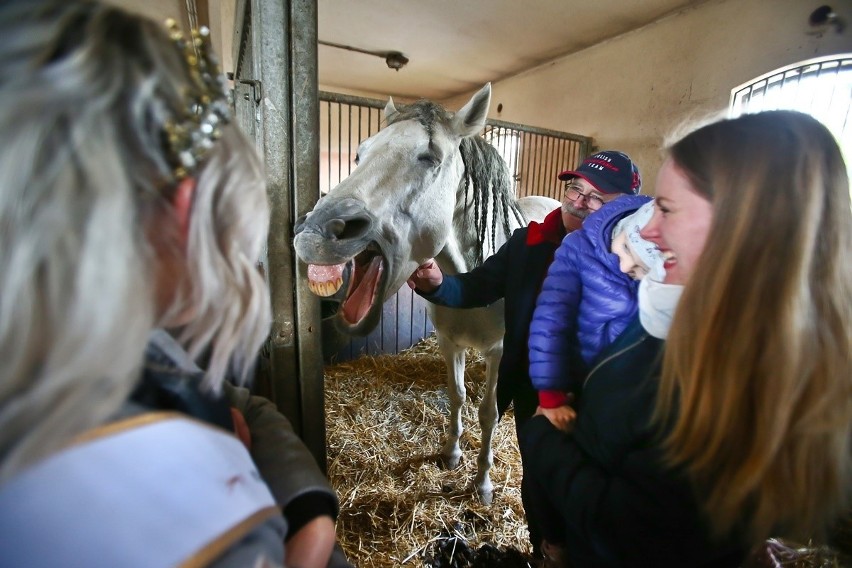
[437,333,465,471]
[475,345,501,505]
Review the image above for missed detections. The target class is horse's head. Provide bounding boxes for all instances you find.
[294,84,492,335]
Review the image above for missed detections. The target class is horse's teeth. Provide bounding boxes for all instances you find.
[307,263,346,297]
[307,275,343,297]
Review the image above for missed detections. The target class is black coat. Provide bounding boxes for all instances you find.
[519,317,746,567]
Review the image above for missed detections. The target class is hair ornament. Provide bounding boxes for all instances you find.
[163,18,232,180]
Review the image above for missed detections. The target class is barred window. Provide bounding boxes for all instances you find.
[730,55,852,177]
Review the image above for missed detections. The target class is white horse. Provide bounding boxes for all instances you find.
[294,84,558,504]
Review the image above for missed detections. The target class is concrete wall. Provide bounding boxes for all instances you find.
[448,0,852,192]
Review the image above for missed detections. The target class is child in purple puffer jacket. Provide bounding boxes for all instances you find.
[527,197,662,431]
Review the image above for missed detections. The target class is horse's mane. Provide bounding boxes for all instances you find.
[459,136,525,263]
[389,100,525,264]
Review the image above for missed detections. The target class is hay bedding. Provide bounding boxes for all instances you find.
[324,337,852,568]
[324,335,534,567]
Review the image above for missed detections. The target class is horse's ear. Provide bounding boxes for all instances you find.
[452,83,491,138]
[384,97,398,123]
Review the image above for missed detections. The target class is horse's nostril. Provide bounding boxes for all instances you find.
[328,218,346,237]
[337,218,371,240]
[325,216,371,240]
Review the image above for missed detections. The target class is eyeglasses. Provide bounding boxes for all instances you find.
[564,183,605,211]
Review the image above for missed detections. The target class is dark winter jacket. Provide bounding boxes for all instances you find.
[528,195,652,395]
[519,317,746,568]
[417,207,566,430]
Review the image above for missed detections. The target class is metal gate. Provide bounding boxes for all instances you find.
[232,0,326,469]
[319,91,592,362]
[482,120,592,201]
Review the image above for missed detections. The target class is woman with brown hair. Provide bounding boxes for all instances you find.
[520,110,852,567]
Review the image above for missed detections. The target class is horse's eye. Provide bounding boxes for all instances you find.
[418,154,439,167]
[353,153,360,166]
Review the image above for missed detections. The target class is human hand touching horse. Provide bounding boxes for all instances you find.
[406,259,443,292]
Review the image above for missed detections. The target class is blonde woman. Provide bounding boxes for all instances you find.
[0,1,286,565]
[520,110,852,567]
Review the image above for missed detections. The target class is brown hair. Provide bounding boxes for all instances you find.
[654,110,852,543]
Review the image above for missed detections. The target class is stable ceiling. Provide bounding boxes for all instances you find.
[108,0,707,101]
[317,0,707,100]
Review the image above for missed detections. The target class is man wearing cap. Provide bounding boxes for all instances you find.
[407,149,641,557]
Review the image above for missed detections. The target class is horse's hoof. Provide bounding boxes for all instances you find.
[477,488,494,505]
[440,453,462,470]
[475,476,494,505]
[440,441,463,470]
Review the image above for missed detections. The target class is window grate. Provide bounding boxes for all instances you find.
[731,55,852,175]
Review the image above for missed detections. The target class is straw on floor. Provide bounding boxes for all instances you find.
[323,335,852,568]
[324,335,531,567]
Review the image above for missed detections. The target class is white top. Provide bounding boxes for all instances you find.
[0,413,281,568]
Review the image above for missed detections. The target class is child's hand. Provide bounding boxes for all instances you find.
[539,404,576,432]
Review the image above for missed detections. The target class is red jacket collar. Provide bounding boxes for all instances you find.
[526,207,566,246]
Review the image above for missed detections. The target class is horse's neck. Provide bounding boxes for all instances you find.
[435,183,518,276]
[434,235,470,277]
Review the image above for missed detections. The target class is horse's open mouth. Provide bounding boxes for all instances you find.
[306,244,385,327]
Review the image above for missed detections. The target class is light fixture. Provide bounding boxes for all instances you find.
[319,40,409,71]
[384,52,409,71]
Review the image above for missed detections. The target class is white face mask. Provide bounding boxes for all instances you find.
[638,276,684,339]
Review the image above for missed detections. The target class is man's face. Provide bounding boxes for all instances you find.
[561,177,619,232]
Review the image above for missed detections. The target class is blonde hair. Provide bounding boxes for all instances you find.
[0,0,270,481]
[654,110,852,543]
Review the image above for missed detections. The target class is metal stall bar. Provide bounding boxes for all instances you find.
[290,0,324,471]
[250,0,301,444]
[253,0,295,436]
[232,0,325,469]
